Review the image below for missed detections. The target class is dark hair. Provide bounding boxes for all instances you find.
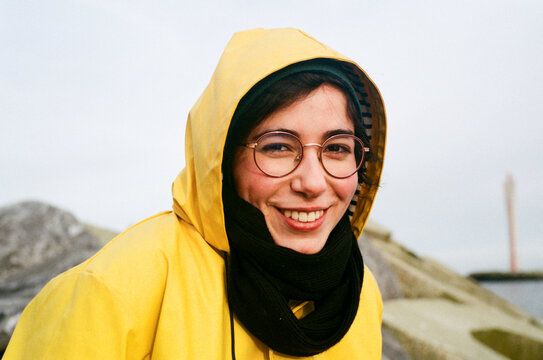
[223,71,369,184]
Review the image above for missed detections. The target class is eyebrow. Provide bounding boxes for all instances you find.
[251,128,355,141]
[323,129,355,138]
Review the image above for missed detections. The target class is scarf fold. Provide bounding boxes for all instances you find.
[223,187,364,356]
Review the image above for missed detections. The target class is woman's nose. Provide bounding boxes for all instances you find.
[290,148,327,198]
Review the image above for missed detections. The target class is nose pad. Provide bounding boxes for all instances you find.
[290,148,327,197]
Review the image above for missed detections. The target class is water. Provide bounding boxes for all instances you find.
[481,280,543,319]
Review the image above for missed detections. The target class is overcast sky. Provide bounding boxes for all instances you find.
[1,0,542,274]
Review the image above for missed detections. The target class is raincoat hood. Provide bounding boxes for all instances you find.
[172,28,386,253]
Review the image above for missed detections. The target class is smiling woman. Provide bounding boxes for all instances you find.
[231,84,361,254]
[3,28,387,359]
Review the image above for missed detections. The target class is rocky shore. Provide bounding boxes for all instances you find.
[1,201,542,359]
[362,222,543,359]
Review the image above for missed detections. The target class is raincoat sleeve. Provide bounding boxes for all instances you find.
[3,270,141,360]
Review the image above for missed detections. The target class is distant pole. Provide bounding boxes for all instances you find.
[504,173,518,273]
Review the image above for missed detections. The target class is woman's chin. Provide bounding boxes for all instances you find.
[271,235,327,254]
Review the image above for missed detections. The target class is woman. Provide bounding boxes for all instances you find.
[3,28,386,359]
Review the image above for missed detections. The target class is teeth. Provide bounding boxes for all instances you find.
[281,209,324,222]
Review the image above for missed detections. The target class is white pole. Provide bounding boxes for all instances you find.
[504,173,518,273]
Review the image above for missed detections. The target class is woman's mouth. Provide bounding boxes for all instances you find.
[280,209,325,223]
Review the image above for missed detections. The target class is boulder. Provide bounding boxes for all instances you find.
[382,326,412,360]
[359,222,403,301]
[367,225,543,359]
[361,221,409,358]
[0,201,102,352]
[383,298,543,360]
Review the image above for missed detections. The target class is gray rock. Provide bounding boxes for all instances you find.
[359,223,409,358]
[382,327,412,360]
[0,201,101,352]
[359,232,403,301]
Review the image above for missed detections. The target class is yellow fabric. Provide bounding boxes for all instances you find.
[3,28,386,360]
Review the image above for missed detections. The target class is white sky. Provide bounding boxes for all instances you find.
[1,0,542,274]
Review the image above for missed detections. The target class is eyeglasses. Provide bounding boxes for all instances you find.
[244,131,369,178]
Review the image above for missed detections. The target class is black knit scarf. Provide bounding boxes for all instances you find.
[223,187,364,357]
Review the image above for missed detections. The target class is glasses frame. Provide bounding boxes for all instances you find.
[244,131,370,179]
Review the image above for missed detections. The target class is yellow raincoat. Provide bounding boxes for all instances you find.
[3,28,387,359]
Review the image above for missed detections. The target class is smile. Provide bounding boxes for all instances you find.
[280,209,325,222]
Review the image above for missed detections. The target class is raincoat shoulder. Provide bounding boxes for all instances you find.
[3,211,231,359]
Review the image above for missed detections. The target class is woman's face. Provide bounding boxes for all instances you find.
[233,84,358,254]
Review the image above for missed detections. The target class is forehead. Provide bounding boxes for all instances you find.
[248,84,354,140]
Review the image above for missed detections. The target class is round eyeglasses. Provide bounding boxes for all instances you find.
[244,131,369,178]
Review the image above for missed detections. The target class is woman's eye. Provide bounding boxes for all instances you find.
[260,143,292,153]
[324,143,351,154]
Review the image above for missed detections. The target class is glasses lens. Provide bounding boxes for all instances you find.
[321,135,364,178]
[254,133,302,177]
